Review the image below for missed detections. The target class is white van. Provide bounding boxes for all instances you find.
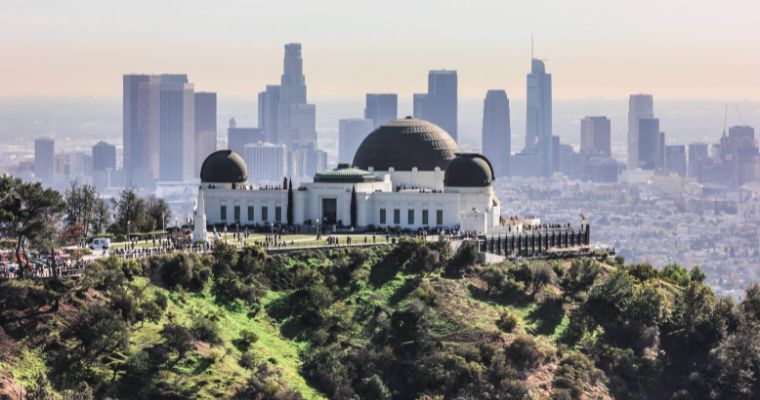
[89,237,111,250]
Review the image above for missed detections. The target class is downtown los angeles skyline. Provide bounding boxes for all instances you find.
[2,0,760,100]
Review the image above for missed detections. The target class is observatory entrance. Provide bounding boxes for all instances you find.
[322,198,337,225]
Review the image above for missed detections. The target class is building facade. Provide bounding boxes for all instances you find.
[526,59,552,177]
[627,94,654,170]
[338,118,374,164]
[34,138,55,185]
[198,118,501,234]
[194,92,217,177]
[413,70,458,142]
[364,93,398,129]
[580,116,611,158]
[482,90,511,178]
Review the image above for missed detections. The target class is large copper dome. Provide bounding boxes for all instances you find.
[352,117,460,171]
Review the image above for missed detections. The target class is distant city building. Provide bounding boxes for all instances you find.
[157,75,195,182]
[481,90,511,178]
[123,74,196,185]
[707,126,759,187]
[122,74,155,187]
[258,85,281,144]
[413,70,458,142]
[34,138,55,184]
[665,145,687,177]
[580,116,611,158]
[289,142,327,180]
[289,103,317,145]
[194,92,217,177]
[364,94,398,129]
[338,118,374,164]
[581,158,619,183]
[688,143,709,178]
[558,143,582,180]
[277,43,316,148]
[627,94,654,169]
[526,59,553,177]
[92,141,116,173]
[638,118,660,170]
[243,142,287,184]
[227,118,265,157]
[68,152,93,178]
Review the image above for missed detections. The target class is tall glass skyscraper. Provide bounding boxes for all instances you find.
[481,90,511,178]
[526,59,552,177]
[277,43,315,147]
[627,94,654,170]
[364,94,398,129]
[413,70,458,141]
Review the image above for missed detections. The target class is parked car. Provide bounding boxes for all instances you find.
[89,237,111,250]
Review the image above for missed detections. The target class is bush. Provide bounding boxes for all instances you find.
[497,311,519,333]
[239,350,259,369]
[190,315,223,346]
[505,335,545,371]
[238,329,259,351]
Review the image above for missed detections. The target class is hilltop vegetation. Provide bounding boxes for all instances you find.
[2,240,760,399]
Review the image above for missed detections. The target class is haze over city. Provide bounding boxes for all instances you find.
[2,0,760,99]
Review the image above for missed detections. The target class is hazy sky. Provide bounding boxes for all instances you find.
[2,0,759,100]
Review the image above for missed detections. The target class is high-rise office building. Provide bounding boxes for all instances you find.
[688,143,709,178]
[364,94,398,129]
[157,75,195,182]
[638,118,660,170]
[258,85,281,143]
[227,118,265,157]
[277,43,316,147]
[34,138,55,185]
[526,59,553,177]
[243,142,287,184]
[289,142,327,179]
[194,92,217,176]
[338,118,374,164]
[123,74,155,187]
[665,145,687,177]
[92,141,116,172]
[580,116,611,158]
[627,94,655,169]
[413,70,457,141]
[124,74,196,184]
[481,90,511,177]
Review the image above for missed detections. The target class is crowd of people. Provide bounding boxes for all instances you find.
[0,258,87,280]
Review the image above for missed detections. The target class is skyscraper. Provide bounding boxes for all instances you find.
[580,116,611,158]
[258,85,281,143]
[277,43,315,147]
[364,94,398,129]
[526,59,552,177]
[665,145,687,177]
[92,141,116,172]
[688,143,709,178]
[227,118,265,157]
[339,118,374,164]
[627,94,654,170]
[123,74,155,187]
[243,142,287,184]
[157,75,195,182]
[638,118,660,170]
[34,137,55,185]
[481,90,511,177]
[413,70,457,141]
[194,92,217,176]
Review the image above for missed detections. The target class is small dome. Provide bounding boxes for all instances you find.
[200,150,248,183]
[444,153,495,187]
[352,117,460,171]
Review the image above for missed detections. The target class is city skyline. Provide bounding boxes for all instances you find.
[2,0,760,100]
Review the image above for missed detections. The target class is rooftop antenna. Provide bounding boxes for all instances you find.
[531,34,534,60]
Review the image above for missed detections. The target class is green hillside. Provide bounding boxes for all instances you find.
[1,240,759,399]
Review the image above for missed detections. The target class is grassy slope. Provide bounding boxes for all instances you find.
[129,277,324,399]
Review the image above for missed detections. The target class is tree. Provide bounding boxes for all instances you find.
[111,187,146,235]
[287,179,294,226]
[350,185,357,228]
[91,196,111,235]
[64,183,97,239]
[145,195,171,232]
[0,176,65,268]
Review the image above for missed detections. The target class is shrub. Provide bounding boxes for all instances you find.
[190,315,223,346]
[238,329,259,351]
[505,335,545,371]
[239,350,259,370]
[497,311,519,333]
